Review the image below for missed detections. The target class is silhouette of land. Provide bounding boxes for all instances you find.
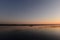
[0,24,60,27]
[0,24,60,28]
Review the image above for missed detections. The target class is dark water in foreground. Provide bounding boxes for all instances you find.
[0,26,60,40]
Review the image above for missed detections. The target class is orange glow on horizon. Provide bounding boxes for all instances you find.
[1,20,60,24]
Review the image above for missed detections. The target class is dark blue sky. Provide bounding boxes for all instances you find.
[0,0,60,24]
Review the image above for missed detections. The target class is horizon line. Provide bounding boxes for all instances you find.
[0,24,60,26]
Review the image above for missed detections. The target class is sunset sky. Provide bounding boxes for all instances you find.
[0,0,60,24]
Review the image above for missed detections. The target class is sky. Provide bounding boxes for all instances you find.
[0,0,60,24]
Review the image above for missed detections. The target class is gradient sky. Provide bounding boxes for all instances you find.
[0,0,60,24]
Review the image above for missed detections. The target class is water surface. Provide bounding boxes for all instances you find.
[0,25,60,40]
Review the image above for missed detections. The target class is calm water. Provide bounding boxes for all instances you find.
[0,26,60,40]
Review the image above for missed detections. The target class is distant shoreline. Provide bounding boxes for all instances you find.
[0,24,60,26]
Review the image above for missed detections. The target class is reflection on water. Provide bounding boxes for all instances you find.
[0,26,60,35]
[0,25,60,40]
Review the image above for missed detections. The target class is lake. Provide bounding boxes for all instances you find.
[0,26,60,40]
